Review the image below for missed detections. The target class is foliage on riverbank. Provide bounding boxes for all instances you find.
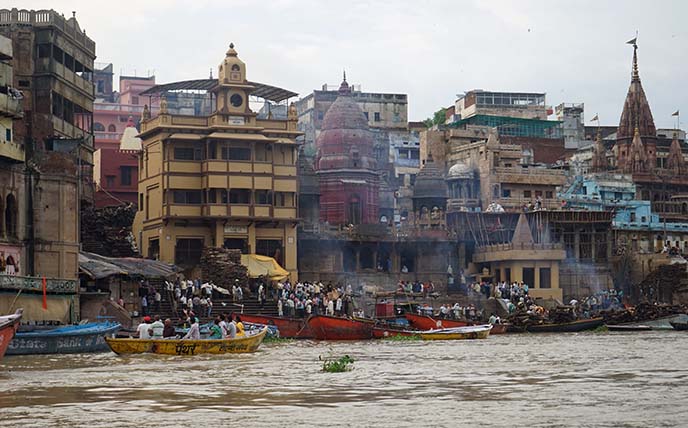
[263,336,294,344]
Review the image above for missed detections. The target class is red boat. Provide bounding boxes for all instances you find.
[404,313,469,330]
[235,313,313,339]
[0,309,23,360]
[489,323,509,334]
[308,315,374,340]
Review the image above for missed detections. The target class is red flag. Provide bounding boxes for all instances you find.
[42,276,48,310]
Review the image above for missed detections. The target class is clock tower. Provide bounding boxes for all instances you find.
[212,43,255,120]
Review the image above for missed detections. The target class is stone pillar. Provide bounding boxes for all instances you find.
[590,231,596,262]
[574,230,581,260]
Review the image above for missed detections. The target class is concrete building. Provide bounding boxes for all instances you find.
[453,90,549,121]
[556,103,585,149]
[92,71,156,207]
[0,8,94,282]
[132,44,301,279]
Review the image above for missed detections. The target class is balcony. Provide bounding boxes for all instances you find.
[0,139,24,162]
[0,92,23,118]
[0,274,77,294]
[473,242,566,263]
[94,131,123,142]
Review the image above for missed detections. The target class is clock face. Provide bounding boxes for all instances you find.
[230,93,243,108]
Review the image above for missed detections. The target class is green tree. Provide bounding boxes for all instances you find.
[423,107,447,128]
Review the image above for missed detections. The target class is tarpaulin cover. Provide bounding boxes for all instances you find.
[240,254,289,281]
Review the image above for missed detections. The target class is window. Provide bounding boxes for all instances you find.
[522,267,535,288]
[231,64,241,72]
[502,189,511,198]
[173,190,202,204]
[630,212,636,222]
[374,112,381,121]
[317,111,324,120]
[255,190,272,205]
[148,239,160,260]
[5,194,17,238]
[255,144,270,162]
[175,238,203,266]
[120,166,134,186]
[131,96,139,105]
[539,268,551,289]
[38,43,50,58]
[256,239,282,264]
[545,191,553,199]
[139,193,144,209]
[106,175,116,187]
[224,238,247,253]
[5,129,10,142]
[230,94,243,107]
[505,268,511,284]
[363,112,369,120]
[119,116,128,122]
[275,192,294,207]
[208,189,227,204]
[94,122,105,132]
[97,81,104,94]
[523,190,531,198]
[409,174,416,185]
[222,147,251,161]
[535,190,543,198]
[174,147,201,160]
[229,189,250,204]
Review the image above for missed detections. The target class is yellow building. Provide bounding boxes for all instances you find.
[472,214,565,301]
[133,44,301,279]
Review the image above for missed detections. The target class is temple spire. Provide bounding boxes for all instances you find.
[632,43,639,82]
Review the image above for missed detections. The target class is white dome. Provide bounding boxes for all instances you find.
[447,162,473,178]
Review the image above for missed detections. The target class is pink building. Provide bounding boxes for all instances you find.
[92,70,157,208]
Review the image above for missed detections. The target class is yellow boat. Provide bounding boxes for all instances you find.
[419,325,492,340]
[105,327,268,356]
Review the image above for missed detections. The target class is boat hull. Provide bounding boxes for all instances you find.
[419,325,492,340]
[0,310,23,359]
[670,322,688,331]
[404,313,469,330]
[237,314,313,338]
[7,322,122,355]
[489,324,509,334]
[524,317,604,333]
[308,315,374,340]
[606,324,653,331]
[372,326,419,339]
[105,327,268,355]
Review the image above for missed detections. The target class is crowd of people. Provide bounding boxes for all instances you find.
[273,279,359,318]
[396,280,436,297]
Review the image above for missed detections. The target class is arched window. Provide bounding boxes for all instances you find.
[231,64,240,72]
[5,194,17,238]
[93,122,105,132]
[348,195,361,225]
[108,124,117,132]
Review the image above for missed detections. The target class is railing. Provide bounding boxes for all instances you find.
[475,242,564,253]
[94,131,123,141]
[94,103,146,113]
[0,274,78,294]
[0,92,23,118]
[493,166,565,176]
[0,9,95,54]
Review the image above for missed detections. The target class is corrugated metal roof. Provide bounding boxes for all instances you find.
[139,79,298,102]
[79,252,178,280]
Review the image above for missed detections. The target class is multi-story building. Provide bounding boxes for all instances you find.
[0,9,87,322]
[133,44,301,279]
[452,90,550,121]
[93,70,156,207]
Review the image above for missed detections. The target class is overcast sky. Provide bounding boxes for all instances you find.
[16,0,688,128]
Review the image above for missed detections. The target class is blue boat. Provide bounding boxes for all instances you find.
[6,322,122,355]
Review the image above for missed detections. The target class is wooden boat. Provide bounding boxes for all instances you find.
[489,323,509,334]
[0,309,23,359]
[523,317,604,333]
[308,315,374,340]
[419,325,492,340]
[670,321,688,331]
[105,327,268,355]
[606,324,653,331]
[7,322,122,355]
[372,325,419,339]
[236,313,313,338]
[404,313,469,330]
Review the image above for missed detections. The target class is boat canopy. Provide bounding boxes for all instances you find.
[240,254,289,281]
[79,251,178,280]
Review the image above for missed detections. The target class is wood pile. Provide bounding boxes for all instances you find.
[81,204,137,257]
[635,264,688,304]
[602,302,688,325]
[508,305,576,327]
[200,247,248,288]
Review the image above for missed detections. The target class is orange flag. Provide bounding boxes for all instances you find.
[42,276,48,310]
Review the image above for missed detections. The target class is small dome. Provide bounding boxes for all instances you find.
[447,162,473,179]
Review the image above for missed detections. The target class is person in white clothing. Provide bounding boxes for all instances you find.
[137,316,152,339]
[183,317,201,340]
[150,315,164,338]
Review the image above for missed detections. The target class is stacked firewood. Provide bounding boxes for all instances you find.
[200,247,248,288]
[603,303,688,325]
[548,306,577,324]
[81,204,137,257]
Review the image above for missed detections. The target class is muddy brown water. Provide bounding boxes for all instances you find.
[1,331,687,427]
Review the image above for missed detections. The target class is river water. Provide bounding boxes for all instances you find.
[1,330,687,428]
